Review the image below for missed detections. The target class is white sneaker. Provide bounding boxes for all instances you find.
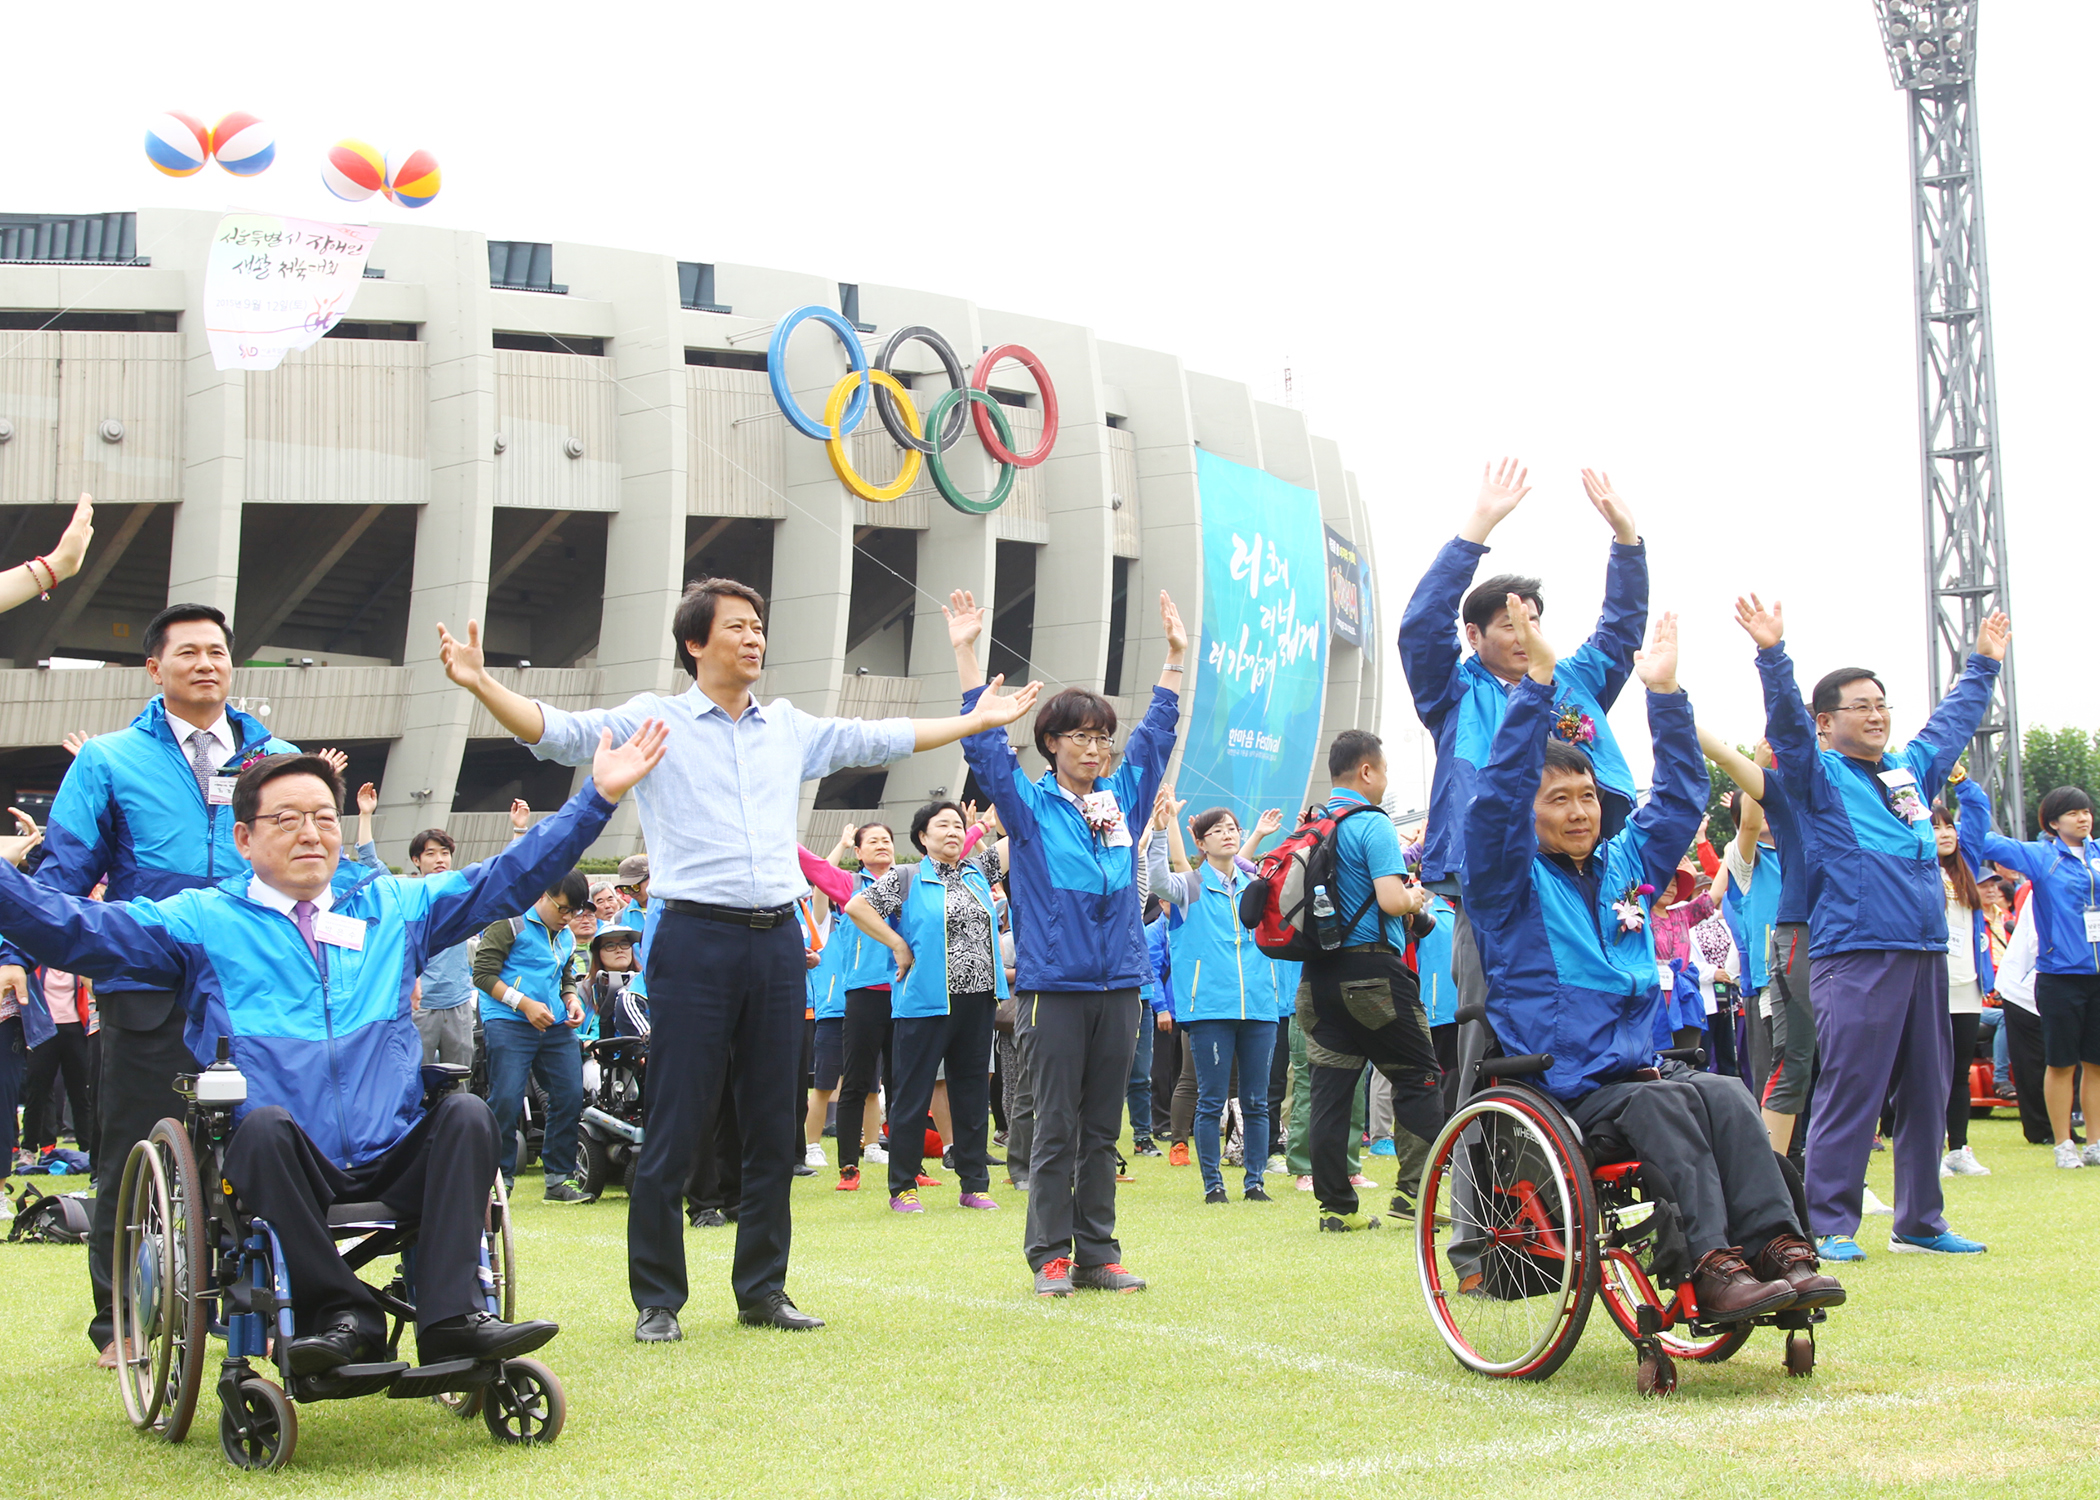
[804,1142,826,1169]
[1267,1155,1287,1175]
[863,1143,889,1164]
[2055,1141,2085,1170]
[1942,1145,1990,1177]
[2082,1143,2100,1168]
[1861,1187,1896,1216]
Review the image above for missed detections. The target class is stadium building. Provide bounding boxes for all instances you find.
[0,208,1382,861]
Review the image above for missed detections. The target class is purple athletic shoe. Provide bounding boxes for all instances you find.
[958,1192,1000,1211]
[889,1191,923,1213]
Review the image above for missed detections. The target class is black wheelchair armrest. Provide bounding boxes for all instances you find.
[1478,1053,1553,1080]
[420,1063,470,1104]
[1657,1046,1708,1068]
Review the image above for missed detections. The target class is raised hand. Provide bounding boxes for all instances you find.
[1460,459,1530,544]
[357,782,379,816]
[60,730,90,758]
[50,494,95,580]
[1160,591,1190,655]
[974,674,1043,729]
[944,589,987,651]
[1252,807,1284,842]
[1150,785,1185,832]
[316,748,349,777]
[979,804,1002,838]
[1734,594,1784,651]
[1635,611,1681,693]
[592,719,670,802]
[1581,469,1638,545]
[436,619,487,689]
[1753,738,1774,769]
[1510,592,1557,686]
[1977,610,2011,661]
[509,797,531,832]
[0,807,43,868]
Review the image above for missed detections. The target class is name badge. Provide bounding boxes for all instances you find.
[2085,909,2100,945]
[206,776,237,806]
[1081,790,1132,848]
[1877,768,1930,824]
[312,911,366,950]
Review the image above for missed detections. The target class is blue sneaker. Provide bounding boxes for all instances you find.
[1816,1234,1867,1262]
[1889,1230,1986,1255]
[1369,1137,1397,1158]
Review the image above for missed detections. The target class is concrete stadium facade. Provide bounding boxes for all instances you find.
[0,208,1382,863]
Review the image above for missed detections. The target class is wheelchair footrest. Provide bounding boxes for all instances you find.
[293,1361,409,1402]
[386,1358,498,1401]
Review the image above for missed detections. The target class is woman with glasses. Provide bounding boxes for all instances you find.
[843,801,1007,1212]
[946,587,1189,1296]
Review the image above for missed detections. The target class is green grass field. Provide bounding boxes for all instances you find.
[5,1115,2097,1498]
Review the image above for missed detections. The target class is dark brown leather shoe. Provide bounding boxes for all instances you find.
[1752,1233,1847,1309]
[1690,1246,1797,1322]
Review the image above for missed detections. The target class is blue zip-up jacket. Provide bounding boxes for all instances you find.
[879,858,1011,1018]
[1144,915,1175,1015]
[1758,642,2001,956]
[1953,776,2084,977]
[1401,536,1648,885]
[1463,675,1706,1103]
[959,683,1179,993]
[0,781,618,1169]
[480,907,575,1030]
[1414,894,1458,1027]
[832,868,898,990]
[3,698,298,1006]
[1164,863,1290,1023]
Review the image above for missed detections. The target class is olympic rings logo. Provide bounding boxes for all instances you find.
[765,305,1059,516]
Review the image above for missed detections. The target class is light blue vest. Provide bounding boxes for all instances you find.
[889,859,1010,1018]
[802,898,848,1020]
[1167,863,1289,1023]
[837,868,900,989]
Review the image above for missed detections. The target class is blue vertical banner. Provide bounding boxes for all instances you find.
[1182,449,1329,819]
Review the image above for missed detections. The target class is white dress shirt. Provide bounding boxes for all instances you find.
[168,708,236,770]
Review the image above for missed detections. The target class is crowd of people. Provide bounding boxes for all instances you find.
[0,459,2089,1390]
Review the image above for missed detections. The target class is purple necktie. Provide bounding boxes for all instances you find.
[292,900,321,965]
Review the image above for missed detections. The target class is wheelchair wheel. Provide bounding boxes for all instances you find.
[575,1134,611,1200]
[219,1377,296,1471]
[1416,1088,1597,1380]
[1598,1250,1754,1363]
[112,1119,210,1442]
[483,1356,564,1445]
[488,1173,517,1323]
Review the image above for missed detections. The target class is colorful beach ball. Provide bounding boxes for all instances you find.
[321,139,387,202]
[210,112,276,177]
[144,111,211,178]
[384,149,442,209]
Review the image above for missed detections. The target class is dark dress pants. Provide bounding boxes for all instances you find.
[2003,1002,2052,1144]
[222,1093,497,1339]
[1150,1018,1180,1140]
[1018,989,1139,1271]
[627,911,802,1315]
[87,990,192,1351]
[887,994,996,1196]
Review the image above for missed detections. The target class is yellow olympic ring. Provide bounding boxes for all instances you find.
[824,370,922,502]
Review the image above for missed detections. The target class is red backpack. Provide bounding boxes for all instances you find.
[1236,802,1386,960]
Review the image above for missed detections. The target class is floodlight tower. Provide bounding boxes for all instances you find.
[1874,0,2025,832]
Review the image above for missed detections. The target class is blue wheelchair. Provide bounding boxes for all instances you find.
[111,1041,564,1471]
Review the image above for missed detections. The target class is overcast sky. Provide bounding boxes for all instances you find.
[11,2,2092,811]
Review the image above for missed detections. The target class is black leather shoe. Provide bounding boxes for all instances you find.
[416,1311,558,1365]
[287,1317,372,1375]
[634,1307,682,1343]
[737,1292,824,1331]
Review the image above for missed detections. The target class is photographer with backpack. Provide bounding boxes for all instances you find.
[1243,730,1443,1230]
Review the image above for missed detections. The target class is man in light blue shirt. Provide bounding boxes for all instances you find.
[436,576,1038,1341]
[405,828,476,1066]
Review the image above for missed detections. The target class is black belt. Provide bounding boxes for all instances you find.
[1339,941,1397,955]
[664,898,795,930]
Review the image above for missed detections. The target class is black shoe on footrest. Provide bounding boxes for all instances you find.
[416,1311,558,1365]
[287,1317,377,1375]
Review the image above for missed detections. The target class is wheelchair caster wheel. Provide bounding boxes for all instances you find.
[1636,1350,1678,1397]
[433,1388,485,1419]
[219,1378,296,1471]
[483,1356,564,1445]
[1784,1330,1816,1378]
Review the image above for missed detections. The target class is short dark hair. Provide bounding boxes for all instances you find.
[2039,785,2095,835]
[673,577,767,677]
[852,822,892,849]
[909,800,966,855]
[1462,574,1544,635]
[145,604,233,662]
[1540,739,1597,787]
[408,828,456,860]
[1190,807,1238,843]
[1810,668,1886,717]
[1328,728,1383,781]
[232,753,345,825]
[1034,688,1117,763]
[545,869,591,906]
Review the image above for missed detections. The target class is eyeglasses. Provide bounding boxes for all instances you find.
[1831,701,1891,719]
[1056,732,1117,750]
[251,809,341,836]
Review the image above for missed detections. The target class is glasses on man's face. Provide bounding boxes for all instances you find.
[252,809,341,836]
[1833,701,1891,719]
[1057,732,1116,750]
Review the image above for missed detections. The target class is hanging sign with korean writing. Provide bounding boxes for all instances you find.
[202,213,376,371]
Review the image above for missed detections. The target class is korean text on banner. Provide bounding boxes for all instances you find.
[1182,450,1328,820]
[1325,526,1365,647]
[203,213,376,371]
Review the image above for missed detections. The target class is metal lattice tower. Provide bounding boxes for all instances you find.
[1874,1,2024,832]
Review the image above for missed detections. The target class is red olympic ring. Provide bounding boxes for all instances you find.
[970,345,1058,468]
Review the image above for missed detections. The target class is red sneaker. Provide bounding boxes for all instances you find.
[916,1171,941,1188]
[1168,1142,1191,1167]
[1034,1256,1073,1298]
[836,1168,860,1192]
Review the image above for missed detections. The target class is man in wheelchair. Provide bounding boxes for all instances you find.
[1462,601,1842,1323]
[0,723,668,1374]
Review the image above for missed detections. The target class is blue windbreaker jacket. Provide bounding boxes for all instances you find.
[1144,916,1175,1015]
[1401,536,1648,885]
[0,782,618,1169]
[1758,642,2001,956]
[1463,675,1706,1103]
[1954,777,2086,977]
[959,683,1179,993]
